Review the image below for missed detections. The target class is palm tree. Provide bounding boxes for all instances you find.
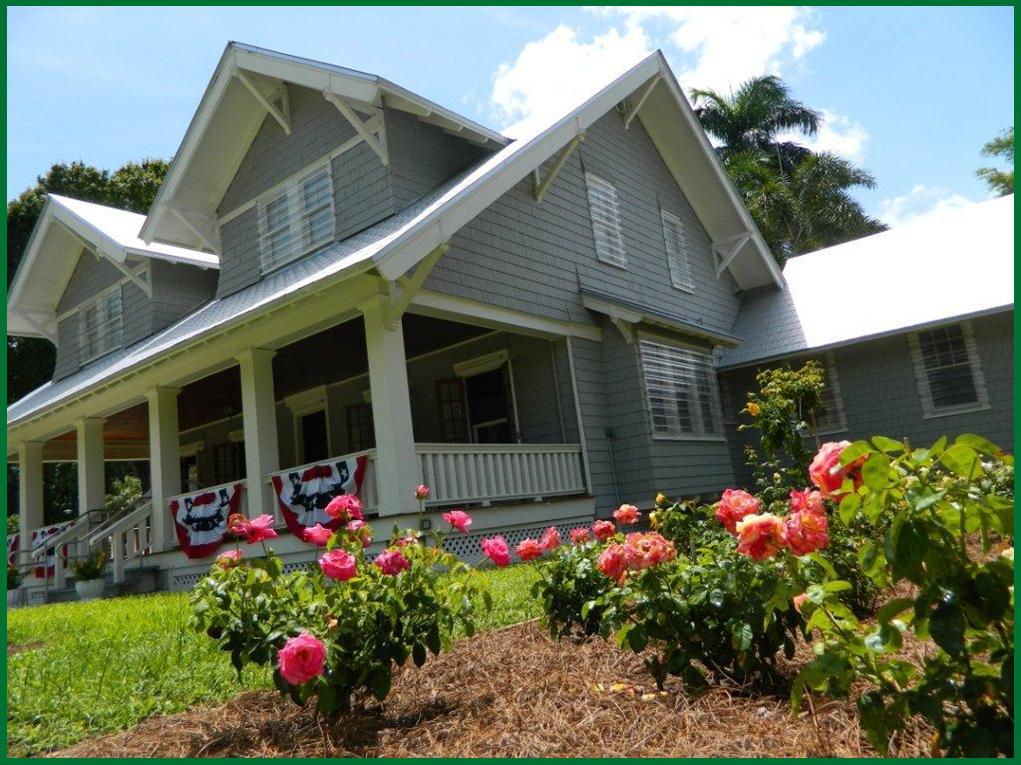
[691,75,821,170]
[726,150,886,261]
[977,127,1014,196]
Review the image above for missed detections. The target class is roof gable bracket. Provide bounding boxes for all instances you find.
[623,73,663,129]
[17,310,58,343]
[384,243,448,329]
[54,219,152,297]
[106,255,152,298]
[168,207,221,253]
[532,132,584,203]
[712,232,752,278]
[323,91,389,166]
[233,69,291,135]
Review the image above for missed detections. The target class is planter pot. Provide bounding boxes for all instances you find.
[75,578,105,601]
[7,588,26,608]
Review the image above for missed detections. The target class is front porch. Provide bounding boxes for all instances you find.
[9,292,598,598]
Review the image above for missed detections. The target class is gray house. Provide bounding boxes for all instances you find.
[6,43,1013,598]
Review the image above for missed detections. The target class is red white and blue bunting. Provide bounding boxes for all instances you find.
[272,456,368,540]
[30,523,70,578]
[169,483,245,559]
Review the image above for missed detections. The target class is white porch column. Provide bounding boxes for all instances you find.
[236,348,280,518]
[76,417,106,519]
[361,296,420,516]
[17,441,44,563]
[147,387,181,552]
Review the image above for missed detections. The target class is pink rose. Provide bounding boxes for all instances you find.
[809,441,864,500]
[345,519,371,548]
[540,526,562,552]
[734,513,786,561]
[325,494,364,523]
[227,513,248,536]
[792,592,809,613]
[374,549,411,575]
[442,510,472,533]
[319,549,357,581]
[414,484,430,500]
[783,510,830,556]
[516,538,543,561]
[302,523,333,547]
[216,549,243,567]
[597,543,628,583]
[481,536,511,567]
[277,631,326,686]
[789,488,825,516]
[593,519,616,542]
[714,489,761,534]
[244,514,278,543]
[622,532,676,570]
[569,527,591,544]
[395,533,420,547]
[613,504,641,525]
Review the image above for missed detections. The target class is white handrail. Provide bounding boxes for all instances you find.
[30,517,84,560]
[88,501,153,546]
[166,478,249,508]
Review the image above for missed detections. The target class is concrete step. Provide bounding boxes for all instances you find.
[25,566,160,605]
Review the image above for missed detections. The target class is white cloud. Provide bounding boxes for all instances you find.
[489,7,827,137]
[778,109,869,161]
[490,24,651,137]
[877,185,977,228]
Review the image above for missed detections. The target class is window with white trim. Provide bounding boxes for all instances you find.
[808,354,846,434]
[79,287,123,363]
[584,173,627,268]
[258,162,335,273]
[639,338,723,438]
[661,210,694,292]
[910,323,989,416]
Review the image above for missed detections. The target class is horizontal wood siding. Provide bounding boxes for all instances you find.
[150,261,219,333]
[55,249,123,314]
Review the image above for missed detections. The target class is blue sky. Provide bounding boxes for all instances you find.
[6,6,1014,226]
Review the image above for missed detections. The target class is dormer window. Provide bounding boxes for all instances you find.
[258,162,335,273]
[79,286,123,364]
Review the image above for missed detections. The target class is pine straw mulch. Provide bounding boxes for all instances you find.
[50,620,932,759]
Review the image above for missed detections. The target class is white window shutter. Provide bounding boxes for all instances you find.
[661,210,694,292]
[584,173,627,268]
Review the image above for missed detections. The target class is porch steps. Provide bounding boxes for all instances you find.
[26,566,160,605]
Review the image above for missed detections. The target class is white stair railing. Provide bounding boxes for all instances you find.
[89,500,153,584]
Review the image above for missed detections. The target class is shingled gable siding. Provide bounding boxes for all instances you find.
[424,108,743,336]
[149,260,219,333]
[55,248,123,314]
[719,311,1015,488]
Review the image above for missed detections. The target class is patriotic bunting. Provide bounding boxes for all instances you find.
[170,483,245,559]
[272,456,367,540]
[30,523,70,578]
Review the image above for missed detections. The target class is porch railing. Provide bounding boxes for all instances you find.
[88,500,153,584]
[417,443,586,506]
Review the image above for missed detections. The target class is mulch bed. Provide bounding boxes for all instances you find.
[50,621,931,758]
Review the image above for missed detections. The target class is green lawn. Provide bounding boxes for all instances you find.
[5,563,540,757]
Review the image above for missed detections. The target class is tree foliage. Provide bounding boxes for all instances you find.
[976,126,1014,196]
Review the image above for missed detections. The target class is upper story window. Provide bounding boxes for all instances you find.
[639,337,723,439]
[909,322,989,417]
[584,173,627,268]
[258,162,335,273]
[79,287,123,364]
[661,210,694,292]
[809,354,846,434]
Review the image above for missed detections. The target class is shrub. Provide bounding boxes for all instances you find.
[532,538,611,637]
[69,548,108,581]
[105,474,143,517]
[794,435,1014,757]
[7,562,24,590]
[190,509,492,715]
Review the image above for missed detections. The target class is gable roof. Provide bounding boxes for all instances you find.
[140,41,510,249]
[7,194,217,340]
[9,48,782,430]
[719,194,1015,369]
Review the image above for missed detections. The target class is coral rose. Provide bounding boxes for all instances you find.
[734,513,786,561]
[302,523,333,547]
[714,489,761,534]
[442,510,472,533]
[622,532,676,570]
[569,527,591,544]
[374,549,411,575]
[809,441,864,499]
[593,519,616,541]
[516,538,543,561]
[655,492,668,507]
[597,543,628,583]
[789,488,825,516]
[278,631,326,685]
[227,513,248,535]
[216,549,243,567]
[414,484,430,500]
[540,526,562,552]
[325,494,364,522]
[481,536,511,567]
[792,592,809,613]
[783,510,830,556]
[613,504,641,525]
[319,549,357,581]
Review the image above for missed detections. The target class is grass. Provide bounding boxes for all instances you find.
[5,563,540,757]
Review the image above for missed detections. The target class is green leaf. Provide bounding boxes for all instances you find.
[929,602,966,657]
[839,440,872,466]
[732,622,753,651]
[871,436,904,454]
[876,597,914,625]
[838,493,861,525]
[708,588,725,608]
[954,433,1004,457]
[862,453,891,490]
[369,667,392,701]
[412,642,427,668]
[940,444,983,479]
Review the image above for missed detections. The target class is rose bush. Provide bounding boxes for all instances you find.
[190,502,491,714]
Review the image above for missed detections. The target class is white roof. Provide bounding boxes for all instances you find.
[721,194,1014,367]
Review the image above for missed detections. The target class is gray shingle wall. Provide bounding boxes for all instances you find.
[55,249,123,314]
[569,336,616,515]
[217,209,261,297]
[150,260,218,333]
[121,282,154,348]
[720,311,1015,488]
[53,315,80,381]
[426,108,743,335]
